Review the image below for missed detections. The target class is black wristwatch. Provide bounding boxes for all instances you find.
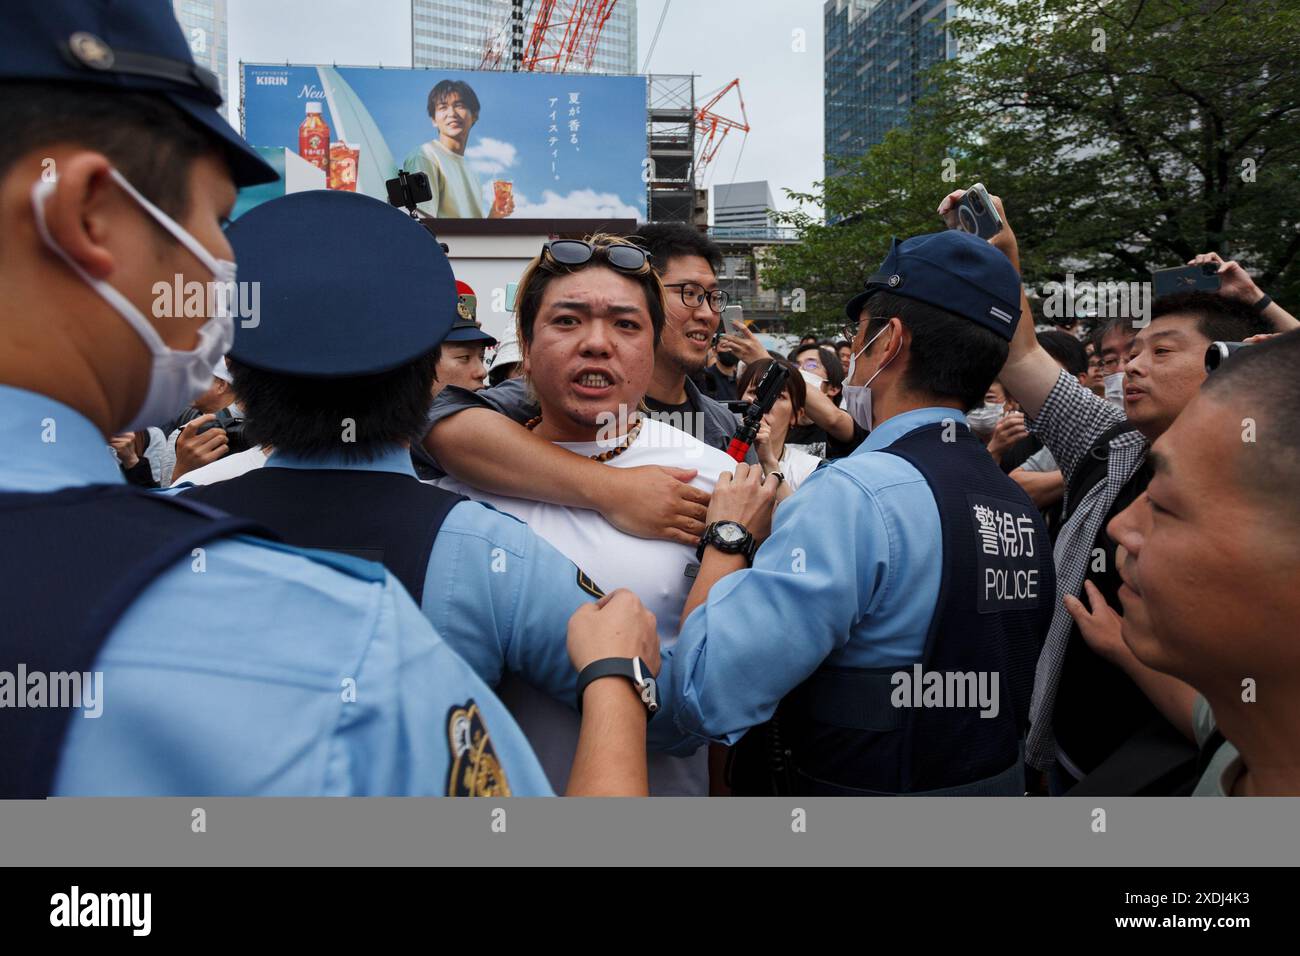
[576,657,659,719]
[696,520,757,565]
[1252,293,1272,314]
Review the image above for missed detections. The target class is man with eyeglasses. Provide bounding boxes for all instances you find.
[420,222,756,553]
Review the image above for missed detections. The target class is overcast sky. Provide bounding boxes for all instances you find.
[225,0,826,218]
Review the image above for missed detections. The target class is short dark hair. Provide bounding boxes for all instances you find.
[630,222,723,275]
[1089,320,1112,355]
[735,357,807,417]
[514,233,668,348]
[427,79,480,119]
[790,344,844,390]
[1149,291,1270,343]
[1201,330,1300,517]
[862,290,1010,411]
[227,352,439,462]
[1037,329,1089,376]
[0,82,214,221]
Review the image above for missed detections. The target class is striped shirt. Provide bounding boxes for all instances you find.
[1024,370,1150,770]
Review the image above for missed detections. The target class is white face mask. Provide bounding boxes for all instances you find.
[841,323,894,431]
[31,169,237,432]
[1103,371,1125,407]
[966,402,1004,438]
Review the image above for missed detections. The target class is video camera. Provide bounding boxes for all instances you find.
[726,361,790,462]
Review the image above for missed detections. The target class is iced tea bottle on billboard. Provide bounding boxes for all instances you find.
[328,142,360,191]
[298,102,330,173]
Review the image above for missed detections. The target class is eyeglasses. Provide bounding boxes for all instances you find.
[840,321,863,344]
[798,358,824,372]
[543,239,652,273]
[662,282,729,314]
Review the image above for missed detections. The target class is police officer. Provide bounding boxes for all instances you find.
[183,189,617,712]
[0,0,656,797]
[663,231,1056,795]
[410,280,498,479]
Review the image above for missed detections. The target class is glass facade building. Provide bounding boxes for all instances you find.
[172,0,229,118]
[824,0,955,178]
[412,0,638,74]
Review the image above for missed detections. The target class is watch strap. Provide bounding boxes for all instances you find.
[1252,293,1272,314]
[576,657,658,719]
[696,520,755,564]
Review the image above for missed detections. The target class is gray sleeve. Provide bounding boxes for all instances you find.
[1019,445,1059,473]
[423,378,540,436]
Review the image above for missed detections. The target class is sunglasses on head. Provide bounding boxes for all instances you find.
[543,239,652,273]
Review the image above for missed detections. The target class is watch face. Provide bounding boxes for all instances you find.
[717,522,745,545]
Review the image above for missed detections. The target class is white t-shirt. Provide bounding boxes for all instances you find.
[438,417,738,795]
[171,445,268,487]
[779,444,822,492]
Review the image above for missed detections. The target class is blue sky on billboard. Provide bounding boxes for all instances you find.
[241,64,647,219]
[225,0,825,220]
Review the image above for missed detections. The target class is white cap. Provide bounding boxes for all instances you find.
[306,102,322,113]
[212,358,233,384]
[490,336,521,369]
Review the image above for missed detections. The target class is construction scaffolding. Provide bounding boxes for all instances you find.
[646,74,698,224]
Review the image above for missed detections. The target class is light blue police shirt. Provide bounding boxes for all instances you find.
[0,385,553,796]
[262,447,596,705]
[662,406,954,752]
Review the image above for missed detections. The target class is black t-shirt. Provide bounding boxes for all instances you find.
[695,365,739,403]
[786,422,826,447]
[1052,458,1156,775]
[643,394,696,419]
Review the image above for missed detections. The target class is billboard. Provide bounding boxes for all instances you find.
[239,64,648,221]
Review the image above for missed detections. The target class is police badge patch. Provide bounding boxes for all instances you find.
[576,568,605,599]
[445,700,512,797]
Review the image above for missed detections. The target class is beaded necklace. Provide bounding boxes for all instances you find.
[525,410,645,463]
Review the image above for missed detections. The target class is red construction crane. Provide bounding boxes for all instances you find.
[694,79,750,184]
[482,0,619,73]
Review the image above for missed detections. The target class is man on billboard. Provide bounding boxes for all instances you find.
[402,79,515,220]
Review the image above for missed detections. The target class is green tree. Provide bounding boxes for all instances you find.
[767,0,1300,330]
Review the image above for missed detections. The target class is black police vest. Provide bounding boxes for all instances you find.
[0,485,268,798]
[780,422,1055,796]
[185,467,465,605]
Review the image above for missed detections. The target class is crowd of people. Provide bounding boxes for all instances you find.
[3,1,1297,799]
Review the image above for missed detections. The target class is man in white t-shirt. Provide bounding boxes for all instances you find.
[439,235,737,795]
[401,79,513,220]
